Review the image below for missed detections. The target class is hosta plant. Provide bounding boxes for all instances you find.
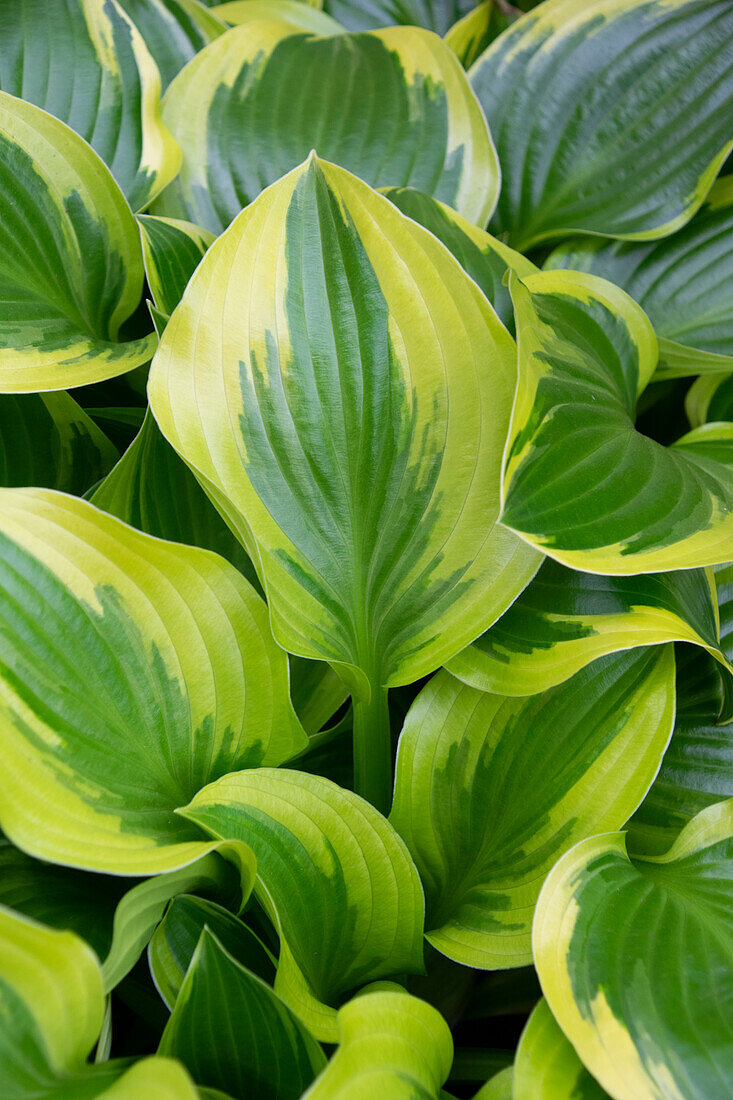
[0,0,732,1098]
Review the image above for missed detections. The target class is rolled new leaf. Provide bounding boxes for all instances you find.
[445,3,519,70]
[149,155,539,809]
[0,904,199,1098]
[302,989,453,1098]
[159,929,326,1099]
[0,0,180,210]
[447,559,731,696]
[0,488,306,874]
[0,94,158,392]
[470,0,733,249]
[180,769,425,1041]
[0,394,117,493]
[513,999,610,1100]
[546,177,733,379]
[502,270,733,573]
[154,24,497,233]
[534,800,733,1099]
[389,648,675,968]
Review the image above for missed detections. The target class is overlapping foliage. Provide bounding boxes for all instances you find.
[0,1,732,1097]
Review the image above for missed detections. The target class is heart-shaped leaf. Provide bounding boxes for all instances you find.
[117,0,226,90]
[534,799,733,1099]
[0,0,180,210]
[447,559,731,696]
[546,177,733,380]
[470,0,733,249]
[302,988,453,1099]
[390,648,675,968]
[0,394,118,493]
[0,93,158,392]
[502,270,733,572]
[154,24,497,233]
[0,904,199,1099]
[0,488,306,874]
[159,928,326,1099]
[180,768,425,1040]
[149,155,539,808]
[513,999,610,1100]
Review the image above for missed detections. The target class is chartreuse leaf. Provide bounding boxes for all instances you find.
[0,904,198,1099]
[502,270,733,573]
[0,394,117,493]
[0,94,157,393]
[302,988,452,1099]
[180,769,425,1041]
[159,928,326,1099]
[444,2,519,69]
[470,0,733,249]
[513,999,610,1099]
[323,0,475,34]
[213,1,344,32]
[137,214,214,318]
[154,24,497,234]
[382,186,536,334]
[149,156,539,809]
[0,0,180,211]
[116,0,225,90]
[390,647,675,968]
[546,177,733,379]
[446,559,730,696]
[149,894,275,1008]
[686,372,733,427]
[473,1067,514,1099]
[534,800,733,1100]
[629,646,733,855]
[0,488,306,874]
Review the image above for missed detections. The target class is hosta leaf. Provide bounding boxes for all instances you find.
[470,0,733,249]
[117,0,225,90]
[686,372,733,427]
[0,0,180,211]
[546,177,733,379]
[149,894,275,1009]
[149,155,539,808]
[0,394,117,494]
[159,929,326,1099]
[154,25,497,233]
[446,559,730,696]
[534,800,733,1100]
[213,1,344,32]
[288,657,349,736]
[92,411,260,591]
[445,2,519,70]
[0,94,157,393]
[137,215,214,318]
[629,646,733,855]
[0,904,198,1099]
[389,648,675,968]
[502,270,733,572]
[473,1067,514,1099]
[513,999,610,1100]
[383,186,537,334]
[302,989,452,1099]
[323,0,476,34]
[0,488,306,874]
[180,769,425,1041]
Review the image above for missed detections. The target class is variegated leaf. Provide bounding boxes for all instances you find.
[444,2,519,69]
[513,999,610,1100]
[323,0,476,34]
[118,0,226,89]
[213,0,343,32]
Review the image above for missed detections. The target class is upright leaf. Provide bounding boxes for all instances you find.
[117,0,225,89]
[149,155,539,808]
[154,25,497,233]
[390,649,675,968]
[0,0,180,210]
[302,989,453,1099]
[159,929,326,1099]
[0,94,157,392]
[502,270,733,572]
[0,394,117,493]
[546,177,733,379]
[534,801,733,1099]
[0,489,306,874]
[513,999,610,1100]
[444,2,519,69]
[686,372,733,427]
[181,769,425,1040]
[470,0,733,248]
[137,214,214,318]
